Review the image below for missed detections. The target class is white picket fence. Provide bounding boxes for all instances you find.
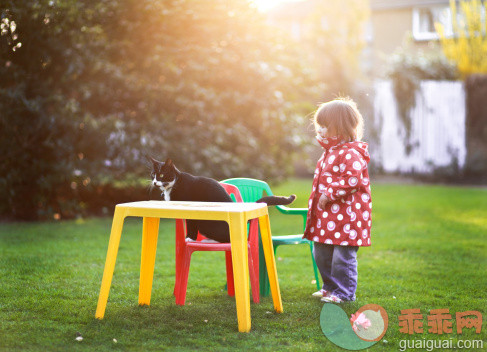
[373,80,466,174]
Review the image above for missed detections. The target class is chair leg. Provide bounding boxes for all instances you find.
[268,242,321,293]
[175,248,192,306]
[258,237,270,297]
[225,251,235,297]
[174,219,186,298]
[249,219,259,300]
[248,248,259,304]
[308,242,321,290]
[139,217,160,306]
[265,243,280,297]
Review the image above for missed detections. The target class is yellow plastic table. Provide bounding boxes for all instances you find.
[95,200,283,332]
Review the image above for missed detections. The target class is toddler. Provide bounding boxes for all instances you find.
[303,97,372,303]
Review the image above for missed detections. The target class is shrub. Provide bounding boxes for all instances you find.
[0,0,311,220]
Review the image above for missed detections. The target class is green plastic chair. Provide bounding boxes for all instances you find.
[221,178,321,297]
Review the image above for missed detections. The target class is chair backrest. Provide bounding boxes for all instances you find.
[220,178,273,203]
[219,183,243,203]
[220,181,257,243]
[192,183,244,242]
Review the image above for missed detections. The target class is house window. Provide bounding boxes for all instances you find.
[412,5,453,41]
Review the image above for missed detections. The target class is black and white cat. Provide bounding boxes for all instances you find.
[149,157,295,243]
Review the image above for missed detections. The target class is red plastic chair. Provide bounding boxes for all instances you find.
[173,183,260,305]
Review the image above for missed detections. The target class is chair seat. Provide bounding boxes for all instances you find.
[272,234,309,246]
[185,242,232,251]
[185,241,253,252]
[174,183,260,305]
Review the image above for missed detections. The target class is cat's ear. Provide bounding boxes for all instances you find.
[148,156,164,168]
[165,158,180,174]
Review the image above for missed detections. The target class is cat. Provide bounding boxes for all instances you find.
[149,157,296,243]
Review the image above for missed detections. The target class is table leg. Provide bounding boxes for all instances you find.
[258,214,283,313]
[95,207,126,319]
[139,217,160,306]
[228,213,251,333]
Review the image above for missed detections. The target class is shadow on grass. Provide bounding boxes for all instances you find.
[81,292,302,350]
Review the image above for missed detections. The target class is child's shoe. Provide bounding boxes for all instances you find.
[312,289,330,298]
[321,294,343,303]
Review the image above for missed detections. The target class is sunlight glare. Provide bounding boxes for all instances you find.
[250,0,304,12]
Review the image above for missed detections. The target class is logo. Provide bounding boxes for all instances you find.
[320,303,389,350]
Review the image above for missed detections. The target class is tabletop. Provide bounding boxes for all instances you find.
[117,200,268,213]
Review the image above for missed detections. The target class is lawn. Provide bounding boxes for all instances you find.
[0,179,486,351]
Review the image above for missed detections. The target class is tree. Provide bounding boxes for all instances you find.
[0,0,103,219]
[0,0,310,219]
[302,0,370,97]
[435,0,487,77]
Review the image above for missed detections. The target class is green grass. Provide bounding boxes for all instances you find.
[1,179,486,351]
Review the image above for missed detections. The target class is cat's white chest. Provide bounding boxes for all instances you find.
[163,188,172,201]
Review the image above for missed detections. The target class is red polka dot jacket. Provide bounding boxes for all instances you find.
[303,136,372,246]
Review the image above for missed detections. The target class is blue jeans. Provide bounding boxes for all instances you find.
[313,242,359,301]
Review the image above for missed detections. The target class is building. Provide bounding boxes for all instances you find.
[369,0,451,76]
[267,0,452,76]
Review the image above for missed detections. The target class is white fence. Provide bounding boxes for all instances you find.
[373,80,466,174]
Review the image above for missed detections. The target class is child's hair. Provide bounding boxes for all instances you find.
[313,97,364,141]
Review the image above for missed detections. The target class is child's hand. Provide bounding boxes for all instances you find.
[319,194,329,208]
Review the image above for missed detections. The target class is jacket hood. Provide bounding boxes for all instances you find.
[346,140,370,163]
[316,135,343,149]
[317,135,370,163]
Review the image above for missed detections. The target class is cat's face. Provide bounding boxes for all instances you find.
[150,158,178,193]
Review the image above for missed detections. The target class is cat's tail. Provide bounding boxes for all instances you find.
[256,194,296,206]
